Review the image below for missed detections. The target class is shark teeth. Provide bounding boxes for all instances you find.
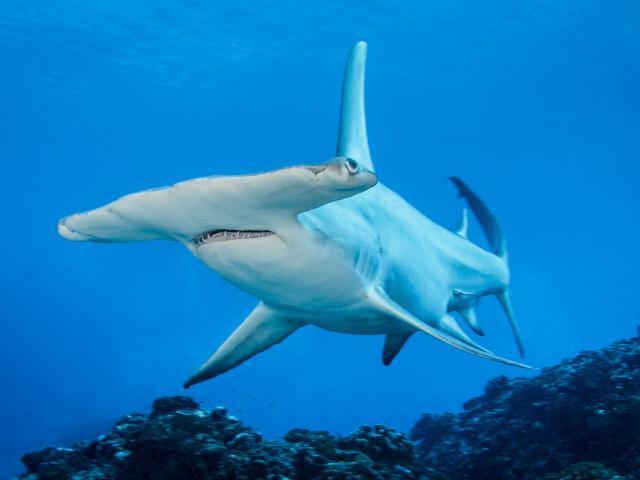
[194,229,274,245]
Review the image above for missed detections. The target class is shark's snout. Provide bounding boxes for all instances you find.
[57,217,91,241]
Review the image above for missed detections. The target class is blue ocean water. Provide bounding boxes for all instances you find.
[1,1,639,476]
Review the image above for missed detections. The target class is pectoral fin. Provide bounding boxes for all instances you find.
[382,333,413,366]
[183,303,302,388]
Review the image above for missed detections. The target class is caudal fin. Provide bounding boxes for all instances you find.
[449,177,507,260]
[497,289,525,358]
[449,177,525,358]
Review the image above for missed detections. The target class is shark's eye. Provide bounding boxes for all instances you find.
[345,158,360,174]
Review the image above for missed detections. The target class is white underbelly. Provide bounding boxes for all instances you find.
[309,309,410,335]
[193,233,367,313]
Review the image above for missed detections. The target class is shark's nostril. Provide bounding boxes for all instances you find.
[305,165,327,175]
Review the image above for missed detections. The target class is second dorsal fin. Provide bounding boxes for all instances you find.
[455,208,469,238]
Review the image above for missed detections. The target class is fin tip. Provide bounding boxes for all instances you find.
[449,176,464,198]
[183,375,199,389]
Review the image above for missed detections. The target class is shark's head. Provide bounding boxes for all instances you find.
[310,156,377,197]
[56,156,377,247]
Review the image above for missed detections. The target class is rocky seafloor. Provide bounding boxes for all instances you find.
[18,336,640,480]
[18,396,432,480]
[410,336,640,480]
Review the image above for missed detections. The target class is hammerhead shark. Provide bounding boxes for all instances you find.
[57,41,530,388]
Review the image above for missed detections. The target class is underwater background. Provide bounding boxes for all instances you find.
[1,0,639,477]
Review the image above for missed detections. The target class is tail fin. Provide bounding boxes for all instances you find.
[449,177,525,358]
[449,177,507,260]
[497,289,525,358]
[336,41,373,172]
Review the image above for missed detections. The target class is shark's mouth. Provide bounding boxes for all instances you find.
[194,229,275,245]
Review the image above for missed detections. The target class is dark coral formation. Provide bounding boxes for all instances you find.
[17,337,640,479]
[19,395,431,479]
[411,337,640,480]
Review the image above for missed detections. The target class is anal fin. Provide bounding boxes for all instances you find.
[382,333,413,366]
[459,307,484,336]
[184,303,302,388]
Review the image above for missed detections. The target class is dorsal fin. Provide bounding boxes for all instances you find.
[455,208,469,238]
[449,177,507,259]
[336,41,374,172]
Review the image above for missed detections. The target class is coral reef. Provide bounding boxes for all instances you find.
[411,337,640,480]
[17,336,640,479]
[18,396,433,480]
[545,462,626,480]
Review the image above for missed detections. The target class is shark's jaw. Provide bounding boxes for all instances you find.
[193,229,275,245]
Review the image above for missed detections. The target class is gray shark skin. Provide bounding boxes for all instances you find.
[57,42,531,388]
